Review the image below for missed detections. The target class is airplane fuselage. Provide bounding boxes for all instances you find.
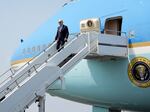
[11,0,150,111]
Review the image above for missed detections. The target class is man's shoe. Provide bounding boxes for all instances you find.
[0,96,5,102]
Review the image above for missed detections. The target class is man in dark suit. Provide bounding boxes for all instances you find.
[55,19,69,51]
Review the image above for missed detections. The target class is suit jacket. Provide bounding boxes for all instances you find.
[55,25,69,41]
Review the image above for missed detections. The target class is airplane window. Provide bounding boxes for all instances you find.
[22,48,26,54]
[37,45,41,52]
[27,48,31,54]
[32,47,36,53]
[42,44,47,50]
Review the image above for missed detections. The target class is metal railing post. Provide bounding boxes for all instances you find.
[38,96,45,112]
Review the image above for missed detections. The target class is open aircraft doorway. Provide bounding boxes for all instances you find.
[104,16,122,36]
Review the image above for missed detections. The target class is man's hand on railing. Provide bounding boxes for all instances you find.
[64,38,67,42]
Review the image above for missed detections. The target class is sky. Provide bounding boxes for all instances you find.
[0,0,92,112]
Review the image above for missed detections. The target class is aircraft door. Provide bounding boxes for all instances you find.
[104,16,122,36]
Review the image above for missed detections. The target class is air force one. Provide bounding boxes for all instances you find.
[0,0,150,112]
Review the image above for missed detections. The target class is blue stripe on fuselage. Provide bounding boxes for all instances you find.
[11,0,150,62]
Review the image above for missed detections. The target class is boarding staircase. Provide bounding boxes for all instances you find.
[0,32,98,112]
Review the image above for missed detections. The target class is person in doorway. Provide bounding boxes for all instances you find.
[55,19,69,51]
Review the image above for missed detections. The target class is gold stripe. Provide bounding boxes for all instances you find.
[11,58,33,65]
[129,42,150,48]
[11,42,150,66]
